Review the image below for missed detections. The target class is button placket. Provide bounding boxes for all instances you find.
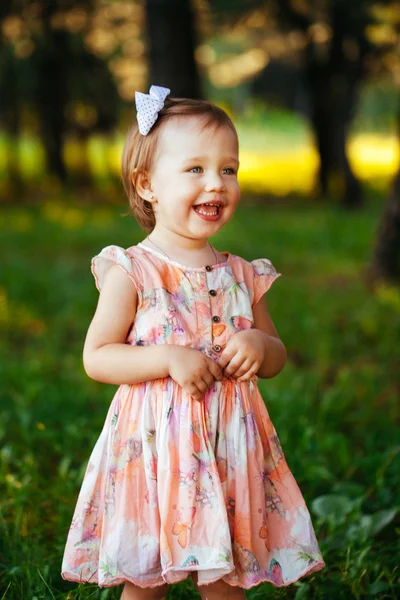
[205,267,226,354]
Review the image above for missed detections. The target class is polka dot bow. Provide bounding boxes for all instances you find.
[135,85,171,135]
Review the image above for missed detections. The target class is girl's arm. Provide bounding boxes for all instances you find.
[217,298,287,381]
[252,298,287,378]
[83,265,171,385]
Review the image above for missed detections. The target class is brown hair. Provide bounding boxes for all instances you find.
[121,97,238,232]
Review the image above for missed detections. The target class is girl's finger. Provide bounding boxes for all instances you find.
[223,354,246,377]
[207,359,223,381]
[217,346,236,370]
[232,359,254,379]
[195,379,210,394]
[188,383,204,403]
[202,373,216,390]
[237,364,259,382]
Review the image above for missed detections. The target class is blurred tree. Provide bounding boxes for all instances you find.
[30,0,120,184]
[278,0,370,207]
[372,159,400,281]
[210,0,398,208]
[145,0,201,98]
[0,0,120,187]
[372,95,400,278]
[32,2,70,183]
[0,0,23,192]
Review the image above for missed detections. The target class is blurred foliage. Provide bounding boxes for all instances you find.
[2,1,399,98]
[0,192,399,598]
[0,99,399,199]
[1,0,399,198]
[206,0,400,86]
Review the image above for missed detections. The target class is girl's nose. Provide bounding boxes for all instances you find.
[204,172,225,192]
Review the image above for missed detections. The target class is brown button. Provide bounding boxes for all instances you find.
[212,315,220,323]
[213,345,222,352]
[209,289,217,296]
[205,265,212,271]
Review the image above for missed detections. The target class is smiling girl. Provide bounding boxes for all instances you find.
[61,86,325,600]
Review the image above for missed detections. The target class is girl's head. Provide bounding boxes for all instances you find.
[121,95,240,237]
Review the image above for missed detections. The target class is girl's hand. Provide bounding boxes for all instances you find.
[167,346,223,402]
[217,329,266,382]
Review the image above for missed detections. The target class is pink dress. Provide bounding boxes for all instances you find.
[61,242,325,590]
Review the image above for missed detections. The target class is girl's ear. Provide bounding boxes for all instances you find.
[132,169,156,203]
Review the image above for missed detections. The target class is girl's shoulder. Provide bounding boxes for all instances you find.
[90,243,146,294]
[90,242,189,297]
[229,252,280,278]
[229,253,282,306]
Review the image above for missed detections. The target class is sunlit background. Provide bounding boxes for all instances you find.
[1,2,400,599]
[0,1,399,198]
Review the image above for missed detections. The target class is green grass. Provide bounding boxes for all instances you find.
[0,193,399,599]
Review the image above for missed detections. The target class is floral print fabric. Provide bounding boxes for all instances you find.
[61,243,325,590]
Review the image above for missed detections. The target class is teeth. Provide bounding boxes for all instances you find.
[193,202,221,216]
[196,208,218,216]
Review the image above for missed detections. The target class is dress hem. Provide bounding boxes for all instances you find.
[61,559,325,590]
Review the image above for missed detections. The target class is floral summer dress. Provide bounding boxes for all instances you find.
[61,242,325,590]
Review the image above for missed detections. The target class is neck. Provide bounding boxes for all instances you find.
[148,226,209,252]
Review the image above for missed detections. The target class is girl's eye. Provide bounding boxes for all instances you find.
[189,166,203,173]
[223,168,236,175]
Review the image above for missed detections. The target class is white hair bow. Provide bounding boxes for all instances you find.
[135,85,171,135]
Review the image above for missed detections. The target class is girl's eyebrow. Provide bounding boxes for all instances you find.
[182,156,239,164]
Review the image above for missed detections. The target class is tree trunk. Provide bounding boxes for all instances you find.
[308,68,363,207]
[145,0,201,98]
[305,0,364,207]
[371,127,400,281]
[0,1,23,193]
[34,4,69,183]
[276,0,366,206]
[0,47,23,194]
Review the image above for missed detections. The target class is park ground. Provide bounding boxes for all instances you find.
[0,190,399,599]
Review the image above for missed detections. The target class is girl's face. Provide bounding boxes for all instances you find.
[147,116,240,244]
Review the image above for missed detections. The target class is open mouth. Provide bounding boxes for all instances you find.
[193,203,221,216]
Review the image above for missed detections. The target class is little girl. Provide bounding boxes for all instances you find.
[61,85,325,600]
